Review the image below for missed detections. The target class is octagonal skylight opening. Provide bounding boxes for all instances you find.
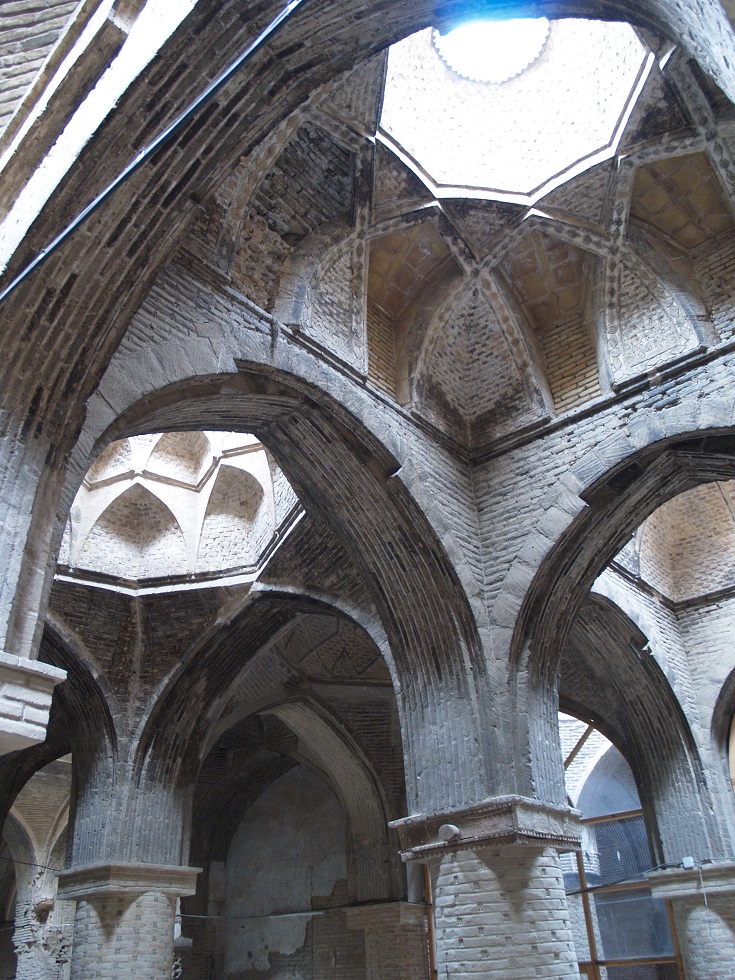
[56,432,301,594]
[433,17,550,84]
[380,18,654,204]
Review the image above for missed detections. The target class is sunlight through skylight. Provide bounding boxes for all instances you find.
[433,17,550,84]
[380,20,652,203]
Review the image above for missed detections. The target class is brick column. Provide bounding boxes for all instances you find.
[392,796,581,979]
[345,901,429,979]
[57,862,200,980]
[648,862,735,978]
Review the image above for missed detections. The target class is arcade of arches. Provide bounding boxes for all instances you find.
[3,1,735,977]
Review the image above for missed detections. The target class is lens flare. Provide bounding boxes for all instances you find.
[433,17,550,84]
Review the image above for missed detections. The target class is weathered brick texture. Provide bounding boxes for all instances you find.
[3,1,735,978]
[430,846,579,978]
[70,891,175,980]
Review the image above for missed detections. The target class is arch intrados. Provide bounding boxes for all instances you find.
[197,591,397,761]
[98,367,399,474]
[134,589,391,784]
[42,617,118,750]
[4,2,725,432]
[2,812,35,881]
[95,365,483,687]
[0,620,113,830]
[559,594,715,857]
[560,596,688,757]
[513,431,735,680]
[206,693,391,821]
[711,666,735,788]
[273,220,354,328]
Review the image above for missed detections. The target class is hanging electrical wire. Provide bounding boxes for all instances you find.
[0,0,306,306]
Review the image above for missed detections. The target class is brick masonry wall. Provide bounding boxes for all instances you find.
[0,0,77,136]
[536,310,601,413]
[367,302,396,398]
[309,241,367,372]
[677,596,735,739]
[638,482,735,601]
[693,229,735,340]
[5,6,735,980]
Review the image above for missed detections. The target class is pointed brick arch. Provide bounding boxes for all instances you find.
[104,369,491,813]
[76,483,187,581]
[561,594,721,862]
[510,430,735,804]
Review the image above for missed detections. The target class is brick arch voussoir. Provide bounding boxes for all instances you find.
[711,667,735,788]
[507,413,735,679]
[2,0,732,450]
[134,589,381,777]
[110,369,492,807]
[3,0,732,665]
[508,430,735,806]
[561,594,725,861]
[0,620,116,870]
[5,0,729,814]
[104,368,484,688]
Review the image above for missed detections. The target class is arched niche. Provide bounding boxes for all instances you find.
[196,464,267,572]
[638,480,735,602]
[97,367,490,815]
[85,438,133,485]
[76,483,187,580]
[146,431,211,485]
[577,744,642,818]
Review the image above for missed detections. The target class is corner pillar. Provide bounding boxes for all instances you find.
[391,796,581,979]
[648,862,735,978]
[57,862,200,980]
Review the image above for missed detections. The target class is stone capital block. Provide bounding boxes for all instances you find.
[0,652,66,754]
[647,861,735,900]
[56,862,202,901]
[390,795,581,861]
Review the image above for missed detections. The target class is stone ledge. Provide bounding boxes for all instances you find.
[389,796,581,861]
[647,862,735,900]
[0,652,66,754]
[56,863,202,901]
